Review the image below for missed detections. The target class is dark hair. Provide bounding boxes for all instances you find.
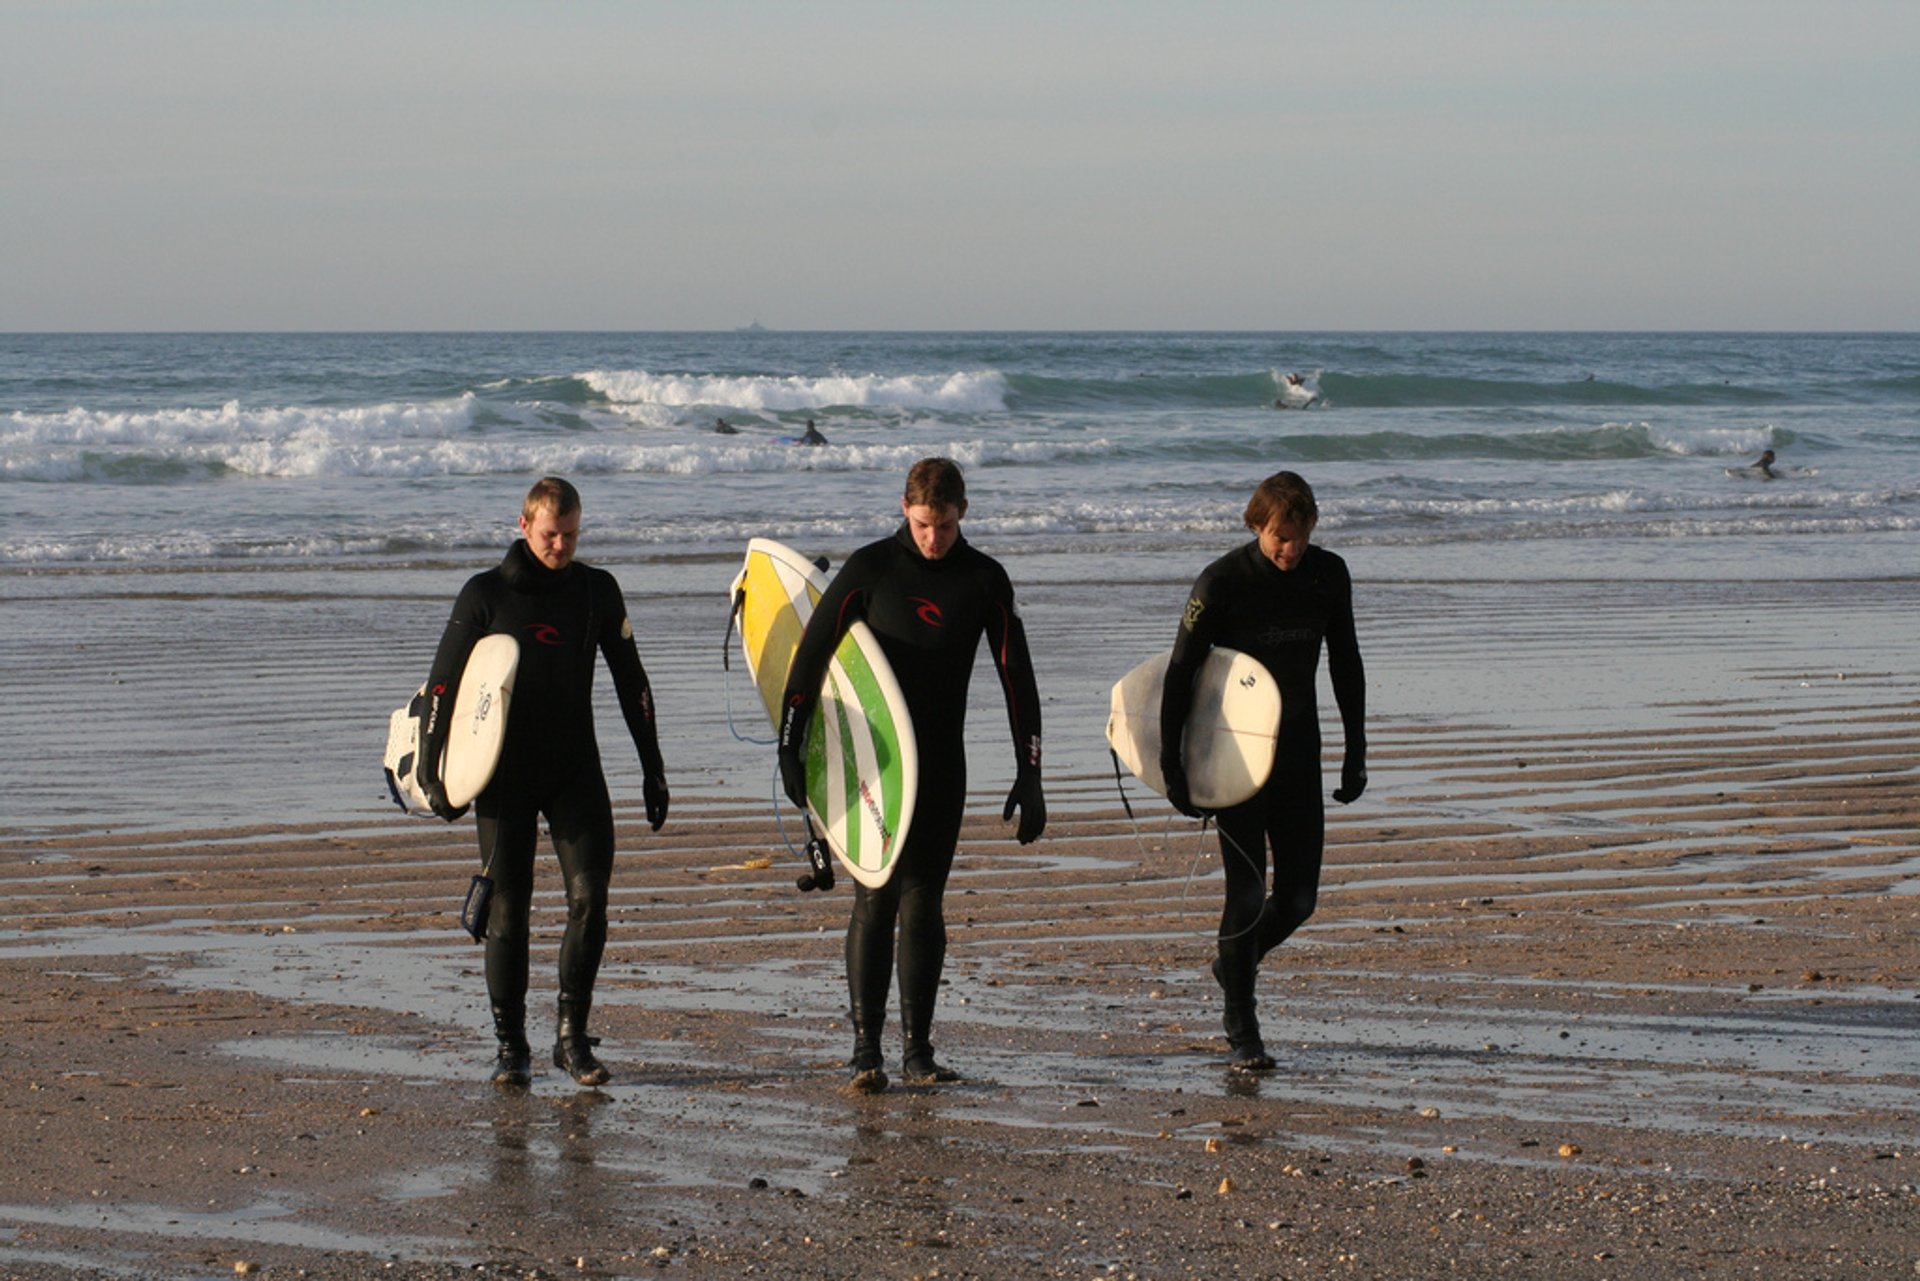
[903,457,967,510]
[523,476,582,521]
[1242,471,1318,532]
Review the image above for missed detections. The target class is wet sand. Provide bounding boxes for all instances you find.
[2,568,1917,1278]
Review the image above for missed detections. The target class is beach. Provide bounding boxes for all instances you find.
[3,552,1915,1279]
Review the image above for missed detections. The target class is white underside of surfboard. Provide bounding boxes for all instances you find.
[1107,647,1281,810]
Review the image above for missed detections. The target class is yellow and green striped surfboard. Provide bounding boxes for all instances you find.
[731,538,919,888]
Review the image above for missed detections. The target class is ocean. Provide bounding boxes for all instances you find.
[4,330,1916,833]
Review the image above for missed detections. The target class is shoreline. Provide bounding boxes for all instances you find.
[7,672,1912,1275]
[4,569,1917,1275]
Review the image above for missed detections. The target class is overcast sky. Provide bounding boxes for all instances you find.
[4,1,1916,331]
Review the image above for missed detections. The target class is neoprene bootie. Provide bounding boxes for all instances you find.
[1222,1001,1275,1074]
[553,998,609,1086]
[490,1002,531,1087]
[848,1013,888,1094]
[900,1002,960,1083]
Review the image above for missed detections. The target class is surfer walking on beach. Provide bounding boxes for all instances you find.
[416,476,670,1088]
[1161,470,1366,1072]
[779,457,1046,1092]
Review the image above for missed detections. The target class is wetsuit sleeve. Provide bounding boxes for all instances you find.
[778,556,870,774]
[418,576,490,792]
[985,564,1043,774]
[1325,557,1366,756]
[1160,566,1224,782]
[597,577,665,778]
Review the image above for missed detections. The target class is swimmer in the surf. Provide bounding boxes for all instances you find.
[1753,449,1776,479]
[1274,373,1320,410]
[714,417,738,435]
[800,419,828,446]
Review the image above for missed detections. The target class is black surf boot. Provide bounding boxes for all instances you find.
[847,1015,888,1094]
[553,998,610,1086]
[902,1044,961,1084]
[900,1003,960,1083]
[1222,1001,1275,1074]
[490,1002,531,1088]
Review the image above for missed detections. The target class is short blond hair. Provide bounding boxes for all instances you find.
[522,476,581,522]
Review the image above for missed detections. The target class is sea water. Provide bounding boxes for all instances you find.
[4,330,1916,580]
[3,331,1915,831]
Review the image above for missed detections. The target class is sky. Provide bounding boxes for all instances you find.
[3,0,1917,331]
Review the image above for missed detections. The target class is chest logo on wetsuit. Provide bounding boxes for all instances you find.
[526,623,564,646]
[909,596,944,628]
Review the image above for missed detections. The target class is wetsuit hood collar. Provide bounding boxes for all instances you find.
[893,519,967,564]
[500,539,575,593]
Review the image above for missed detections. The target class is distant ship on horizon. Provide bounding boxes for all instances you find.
[736,319,770,333]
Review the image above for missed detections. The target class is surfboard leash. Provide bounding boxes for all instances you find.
[721,586,778,746]
[766,759,836,892]
[1107,747,1255,943]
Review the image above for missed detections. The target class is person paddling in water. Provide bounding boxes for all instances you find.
[779,458,1046,1092]
[1753,449,1777,478]
[1160,470,1366,1073]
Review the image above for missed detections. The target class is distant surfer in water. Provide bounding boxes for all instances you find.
[714,416,738,435]
[800,419,828,446]
[1753,449,1777,478]
[1274,373,1320,409]
[416,476,670,1088]
[1160,470,1366,1073]
[779,458,1046,1092]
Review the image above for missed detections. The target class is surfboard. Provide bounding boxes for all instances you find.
[729,538,917,888]
[1106,647,1281,810]
[383,633,519,817]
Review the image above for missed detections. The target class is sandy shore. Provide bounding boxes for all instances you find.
[2,568,1917,1279]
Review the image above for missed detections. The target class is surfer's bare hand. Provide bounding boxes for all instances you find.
[643,774,669,830]
[1004,770,1047,844]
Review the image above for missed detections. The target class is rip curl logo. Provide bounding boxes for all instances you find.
[1182,597,1205,629]
[910,596,944,627]
[526,623,564,646]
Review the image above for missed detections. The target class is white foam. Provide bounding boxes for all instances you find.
[578,368,1010,413]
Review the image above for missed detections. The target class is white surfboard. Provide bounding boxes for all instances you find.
[730,538,918,888]
[1106,647,1281,810]
[383,633,519,817]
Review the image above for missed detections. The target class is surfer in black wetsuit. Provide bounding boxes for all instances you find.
[778,458,1045,1092]
[800,419,828,446]
[416,477,669,1088]
[1754,449,1777,478]
[1160,470,1365,1073]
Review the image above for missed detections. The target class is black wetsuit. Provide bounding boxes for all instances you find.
[419,541,665,1036]
[1160,541,1365,1013]
[780,524,1043,1061]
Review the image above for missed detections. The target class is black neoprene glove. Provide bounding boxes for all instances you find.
[777,703,809,809]
[643,774,669,830]
[1160,751,1207,820]
[423,774,464,824]
[1332,749,1368,805]
[1003,769,1047,844]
